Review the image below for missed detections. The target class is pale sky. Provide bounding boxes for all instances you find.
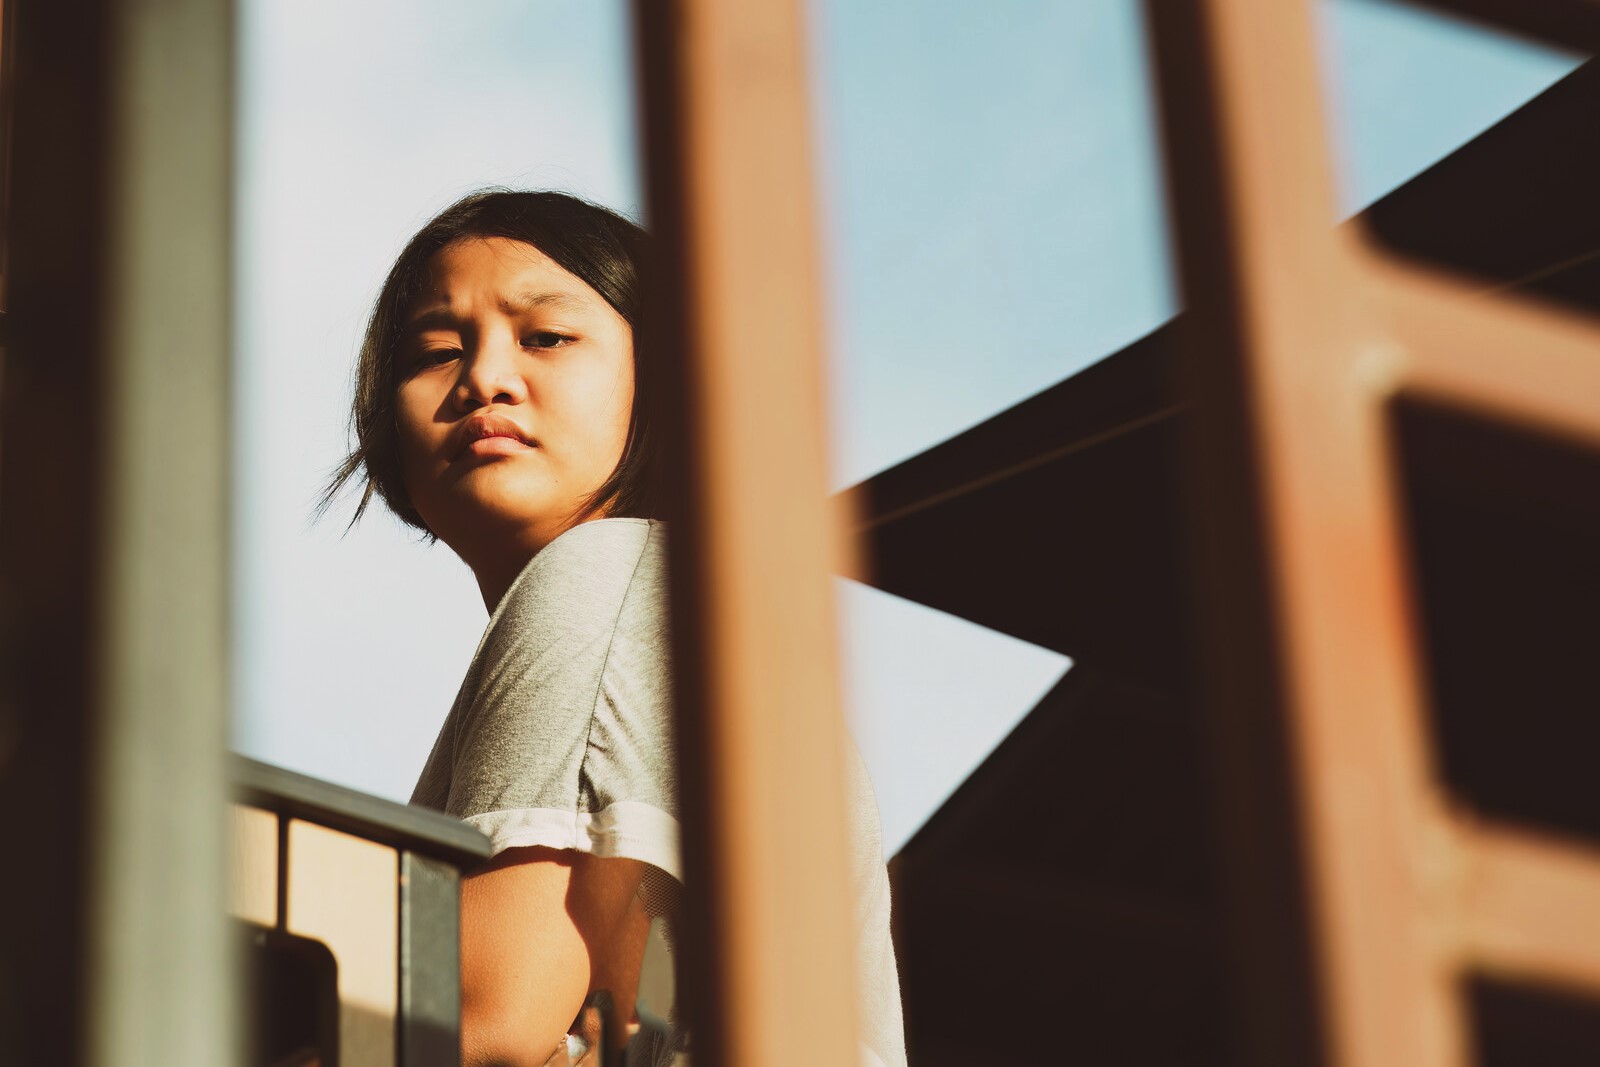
[232,0,1581,856]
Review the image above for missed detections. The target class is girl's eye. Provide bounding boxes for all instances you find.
[420,348,461,367]
[523,331,572,349]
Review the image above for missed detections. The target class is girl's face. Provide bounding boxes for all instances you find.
[395,236,635,556]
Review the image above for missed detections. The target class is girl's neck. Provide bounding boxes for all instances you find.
[461,513,603,611]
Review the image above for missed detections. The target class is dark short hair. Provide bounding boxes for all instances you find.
[323,189,661,535]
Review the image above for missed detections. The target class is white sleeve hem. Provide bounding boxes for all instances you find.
[860,1044,891,1067]
[463,800,682,883]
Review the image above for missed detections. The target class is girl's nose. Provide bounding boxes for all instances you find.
[454,339,528,411]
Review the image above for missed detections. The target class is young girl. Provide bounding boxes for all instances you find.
[328,191,905,1067]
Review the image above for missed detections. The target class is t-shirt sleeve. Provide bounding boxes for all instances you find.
[434,520,681,884]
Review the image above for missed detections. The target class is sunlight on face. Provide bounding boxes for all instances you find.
[396,236,635,563]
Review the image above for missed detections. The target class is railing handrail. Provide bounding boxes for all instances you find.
[231,754,491,870]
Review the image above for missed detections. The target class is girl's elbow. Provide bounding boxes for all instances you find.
[460,998,570,1067]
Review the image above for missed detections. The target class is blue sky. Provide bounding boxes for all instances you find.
[233,1,1582,855]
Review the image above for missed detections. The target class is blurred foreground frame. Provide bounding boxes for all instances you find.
[0,0,234,1064]
[838,2,1600,1065]
[1138,1,1600,1065]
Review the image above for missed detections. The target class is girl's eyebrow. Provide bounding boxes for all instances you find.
[404,290,589,333]
[501,289,588,316]
[403,306,463,333]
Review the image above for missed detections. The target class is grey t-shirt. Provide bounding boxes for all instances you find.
[411,518,907,1067]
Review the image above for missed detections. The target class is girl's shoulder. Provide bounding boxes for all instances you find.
[487,518,669,645]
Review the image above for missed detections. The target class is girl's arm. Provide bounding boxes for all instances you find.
[459,846,648,1066]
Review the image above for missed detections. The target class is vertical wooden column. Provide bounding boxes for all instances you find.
[0,0,233,1064]
[0,0,13,317]
[91,0,236,1061]
[1145,10,1408,1067]
[1147,1,1600,1066]
[0,2,109,1060]
[1145,1,1447,1063]
[633,3,861,1066]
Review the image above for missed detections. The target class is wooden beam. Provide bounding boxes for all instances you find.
[1461,822,1600,994]
[633,3,861,1066]
[1374,261,1600,447]
[1146,1,1461,1063]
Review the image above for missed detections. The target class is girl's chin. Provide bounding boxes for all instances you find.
[428,488,580,540]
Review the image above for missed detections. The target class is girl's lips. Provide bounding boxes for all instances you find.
[462,434,534,458]
[452,411,537,458]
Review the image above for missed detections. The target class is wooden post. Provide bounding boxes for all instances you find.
[634,2,863,1065]
[1146,1,1600,1065]
[0,0,234,1063]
